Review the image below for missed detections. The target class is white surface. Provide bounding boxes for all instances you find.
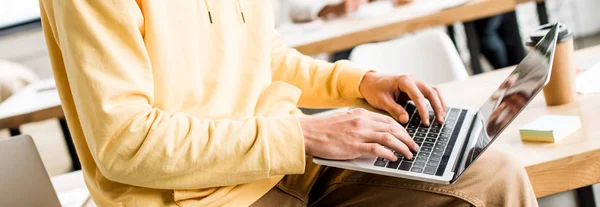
[51,171,91,207]
[349,30,469,85]
[280,0,471,48]
[0,78,59,119]
[576,61,600,94]
[0,0,40,28]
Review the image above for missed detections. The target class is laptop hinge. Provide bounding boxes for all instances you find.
[451,112,479,182]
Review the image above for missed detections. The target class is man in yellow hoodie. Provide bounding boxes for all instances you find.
[39,0,537,206]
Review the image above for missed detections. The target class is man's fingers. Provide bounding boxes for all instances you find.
[419,85,445,124]
[397,76,430,126]
[433,86,447,111]
[364,132,413,159]
[368,121,417,151]
[357,143,397,161]
[380,97,410,123]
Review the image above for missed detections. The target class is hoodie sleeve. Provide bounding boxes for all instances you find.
[270,31,372,108]
[39,0,305,189]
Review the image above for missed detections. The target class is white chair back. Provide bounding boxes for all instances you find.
[349,30,468,85]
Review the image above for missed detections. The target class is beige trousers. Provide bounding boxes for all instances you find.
[252,148,538,207]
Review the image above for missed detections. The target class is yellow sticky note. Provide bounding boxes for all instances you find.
[519,115,581,142]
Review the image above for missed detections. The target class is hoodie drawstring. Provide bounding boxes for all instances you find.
[235,0,246,24]
[203,0,213,24]
[203,0,246,24]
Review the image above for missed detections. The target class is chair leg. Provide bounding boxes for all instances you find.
[59,118,81,171]
[447,25,457,48]
[463,21,483,75]
[9,127,21,136]
[576,185,597,207]
[536,1,549,25]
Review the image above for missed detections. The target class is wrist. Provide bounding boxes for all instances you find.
[359,71,376,98]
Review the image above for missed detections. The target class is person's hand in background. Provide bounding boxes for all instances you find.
[359,72,447,126]
[318,0,369,18]
[391,0,414,6]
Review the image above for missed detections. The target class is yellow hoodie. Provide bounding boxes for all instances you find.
[39,0,369,206]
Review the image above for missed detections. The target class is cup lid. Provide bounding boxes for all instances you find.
[526,23,573,46]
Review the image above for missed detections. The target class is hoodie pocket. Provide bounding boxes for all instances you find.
[253,81,302,117]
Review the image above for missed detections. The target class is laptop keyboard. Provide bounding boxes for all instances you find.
[373,103,467,176]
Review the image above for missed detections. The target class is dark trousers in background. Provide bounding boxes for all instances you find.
[474,13,527,69]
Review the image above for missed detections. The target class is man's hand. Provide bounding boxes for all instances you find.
[299,108,419,161]
[359,72,447,126]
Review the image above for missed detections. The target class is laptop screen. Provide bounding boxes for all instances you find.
[452,24,560,181]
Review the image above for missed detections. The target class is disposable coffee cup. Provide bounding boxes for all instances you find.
[526,23,576,106]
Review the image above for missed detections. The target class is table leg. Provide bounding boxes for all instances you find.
[576,185,597,207]
[447,25,457,48]
[536,1,549,25]
[463,21,483,75]
[59,118,81,171]
[9,127,21,136]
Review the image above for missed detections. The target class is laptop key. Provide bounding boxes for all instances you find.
[407,129,416,133]
[417,128,428,133]
[410,167,424,173]
[423,166,437,175]
[421,147,432,152]
[374,160,387,167]
[413,162,426,168]
[427,161,439,167]
[425,138,436,142]
[418,152,430,157]
[423,142,434,147]
[387,161,401,169]
[438,138,449,142]
[426,134,437,138]
[429,155,442,162]
[433,146,444,152]
[398,162,412,171]
[416,133,427,137]
[415,142,423,146]
[415,156,428,162]
[430,129,440,133]
[432,151,443,157]
[414,137,424,142]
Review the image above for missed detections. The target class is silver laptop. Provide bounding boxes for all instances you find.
[313,23,561,184]
[0,135,61,207]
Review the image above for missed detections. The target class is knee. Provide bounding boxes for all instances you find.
[480,148,529,186]
[475,148,537,205]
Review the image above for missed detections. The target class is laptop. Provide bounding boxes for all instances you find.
[313,23,561,184]
[0,135,62,207]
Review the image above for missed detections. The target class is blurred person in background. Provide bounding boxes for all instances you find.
[474,14,527,69]
[287,0,413,61]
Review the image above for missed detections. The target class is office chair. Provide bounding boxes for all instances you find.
[349,30,469,85]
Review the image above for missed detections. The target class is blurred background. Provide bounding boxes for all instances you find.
[1,0,599,206]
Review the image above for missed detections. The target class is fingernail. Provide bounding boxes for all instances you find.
[414,144,419,150]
